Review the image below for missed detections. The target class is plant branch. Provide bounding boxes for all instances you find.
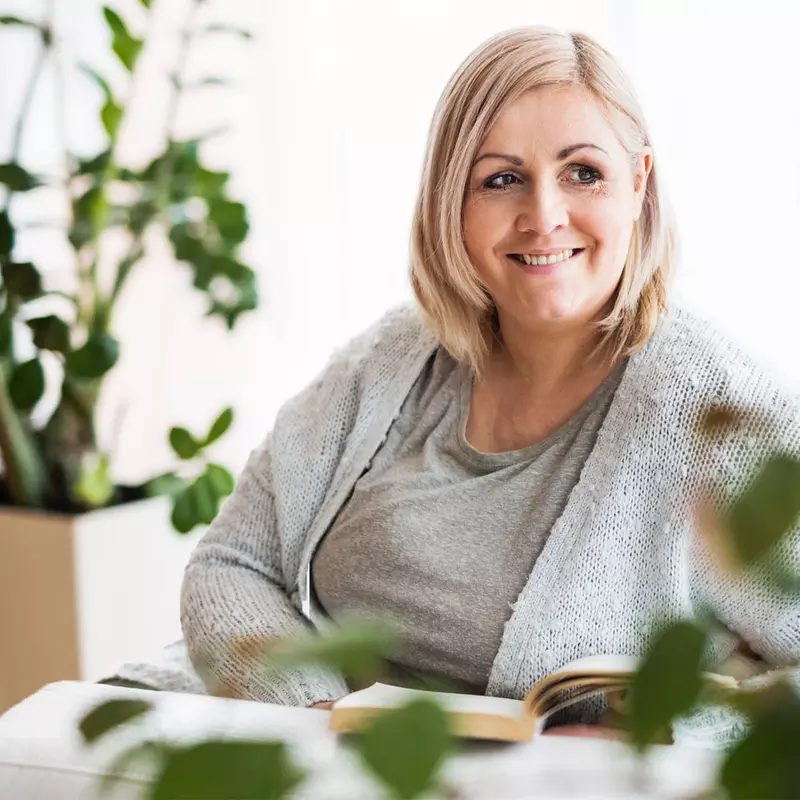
[1,17,49,216]
[82,8,158,330]
[9,27,48,163]
[154,0,202,205]
[106,0,202,313]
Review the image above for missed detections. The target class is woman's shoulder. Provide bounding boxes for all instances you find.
[326,303,435,371]
[277,303,439,424]
[629,304,800,460]
[639,303,799,411]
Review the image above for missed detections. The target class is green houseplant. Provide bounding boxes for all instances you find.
[0,0,257,534]
[0,0,260,713]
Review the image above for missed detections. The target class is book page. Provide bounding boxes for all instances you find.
[333,682,526,719]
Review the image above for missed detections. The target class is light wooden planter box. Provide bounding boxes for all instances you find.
[0,497,203,712]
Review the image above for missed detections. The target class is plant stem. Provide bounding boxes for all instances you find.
[108,0,201,312]
[1,18,49,215]
[0,362,45,505]
[152,0,201,211]
[0,11,51,506]
[9,30,48,162]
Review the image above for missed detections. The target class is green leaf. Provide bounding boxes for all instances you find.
[171,486,197,534]
[191,472,218,525]
[0,211,15,256]
[0,16,40,28]
[629,620,707,751]
[141,472,185,498]
[204,407,233,446]
[70,186,102,250]
[201,24,253,40]
[27,315,70,352]
[0,312,12,356]
[65,332,119,379]
[169,224,211,279]
[2,261,41,299]
[103,7,143,72]
[194,166,230,197]
[359,700,452,800]
[169,427,201,460]
[127,200,156,236]
[208,198,248,244]
[79,698,152,744]
[205,463,234,497]
[76,149,112,176]
[72,452,114,507]
[0,163,41,191]
[99,740,164,797]
[9,359,45,411]
[266,617,399,682]
[78,63,112,100]
[727,454,800,565]
[101,98,123,138]
[721,695,800,800]
[139,0,152,7]
[152,741,305,800]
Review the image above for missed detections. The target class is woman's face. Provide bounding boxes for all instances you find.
[463,85,652,336]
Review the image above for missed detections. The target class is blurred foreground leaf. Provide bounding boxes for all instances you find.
[151,741,305,800]
[629,620,707,751]
[265,617,399,684]
[99,740,165,797]
[80,698,153,744]
[721,681,800,800]
[358,699,452,800]
[726,454,800,565]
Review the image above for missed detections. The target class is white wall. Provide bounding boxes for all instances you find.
[2,0,800,486]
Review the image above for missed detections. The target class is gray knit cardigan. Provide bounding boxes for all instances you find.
[115,304,800,748]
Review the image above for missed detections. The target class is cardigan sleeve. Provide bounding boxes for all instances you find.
[180,433,350,706]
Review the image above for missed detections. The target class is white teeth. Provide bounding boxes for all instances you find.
[517,249,574,266]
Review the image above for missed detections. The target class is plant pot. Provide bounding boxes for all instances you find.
[0,496,202,712]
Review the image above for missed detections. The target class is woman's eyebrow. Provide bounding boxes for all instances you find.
[471,143,609,168]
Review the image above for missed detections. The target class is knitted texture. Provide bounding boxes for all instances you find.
[174,303,800,744]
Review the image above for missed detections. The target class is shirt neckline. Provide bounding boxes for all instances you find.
[456,359,628,467]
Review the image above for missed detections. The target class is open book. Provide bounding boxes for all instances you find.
[329,654,740,742]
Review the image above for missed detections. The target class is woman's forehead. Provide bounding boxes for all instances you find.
[480,86,620,157]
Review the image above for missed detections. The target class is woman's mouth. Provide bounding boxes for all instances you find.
[507,248,584,266]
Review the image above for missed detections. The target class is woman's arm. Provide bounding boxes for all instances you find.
[180,434,350,706]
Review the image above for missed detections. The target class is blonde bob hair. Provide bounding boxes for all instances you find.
[410,26,677,376]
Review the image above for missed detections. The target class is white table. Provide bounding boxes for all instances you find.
[0,682,722,799]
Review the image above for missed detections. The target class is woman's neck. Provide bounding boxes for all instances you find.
[488,316,608,395]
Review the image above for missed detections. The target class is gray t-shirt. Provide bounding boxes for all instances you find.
[312,348,626,693]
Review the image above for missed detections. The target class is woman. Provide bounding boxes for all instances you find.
[176,26,799,744]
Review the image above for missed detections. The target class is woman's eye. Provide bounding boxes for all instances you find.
[484,173,519,191]
[568,165,602,186]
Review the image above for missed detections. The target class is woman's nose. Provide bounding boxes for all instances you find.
[515,183,569,236]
